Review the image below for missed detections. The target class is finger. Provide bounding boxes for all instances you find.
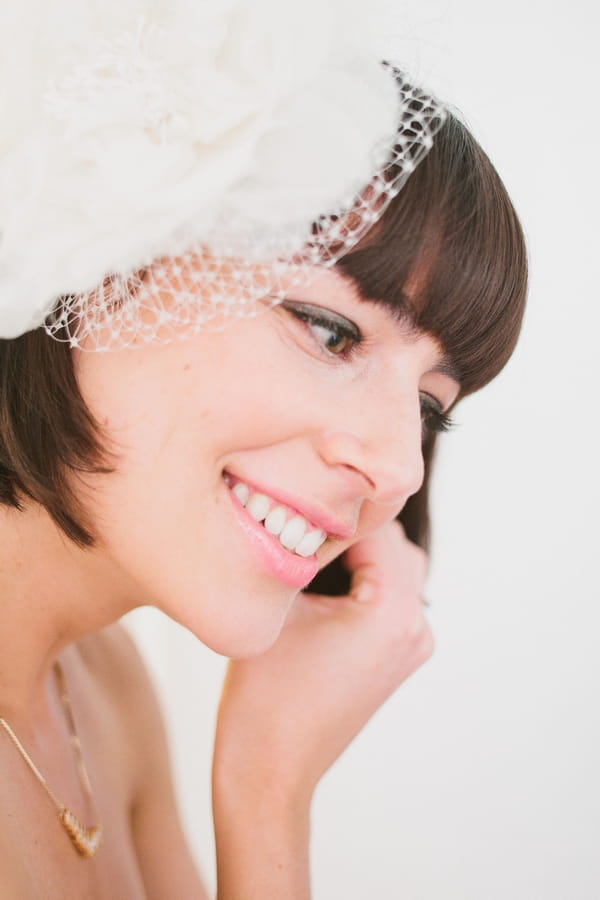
[343,519,408,575]
[344,521,427,605]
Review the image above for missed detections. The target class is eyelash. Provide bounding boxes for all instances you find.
[420,395,454,435]
[283,301,362,360]
[283,300,454,436]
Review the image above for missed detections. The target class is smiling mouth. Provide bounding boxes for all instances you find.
[223,473,328,558]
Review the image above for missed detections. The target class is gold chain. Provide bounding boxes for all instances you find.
[0,661,103,858]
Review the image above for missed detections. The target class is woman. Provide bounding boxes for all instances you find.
[0,3,526,897]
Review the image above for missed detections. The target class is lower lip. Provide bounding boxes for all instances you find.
[227,484,320,589]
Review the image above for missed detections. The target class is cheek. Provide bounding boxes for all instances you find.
[74,348,173,440]
[357,500,404,536]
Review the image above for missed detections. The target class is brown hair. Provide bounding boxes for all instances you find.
[0,329,111,546]
[0,108,527,566]
[312,109,527,593]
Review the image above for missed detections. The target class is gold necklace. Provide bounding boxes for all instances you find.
[0,661,102,858]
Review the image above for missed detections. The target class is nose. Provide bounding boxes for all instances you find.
[315,391,425,506]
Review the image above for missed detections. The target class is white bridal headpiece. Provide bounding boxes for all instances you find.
[0,0,446,349]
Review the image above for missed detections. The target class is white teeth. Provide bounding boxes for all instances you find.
[279,515,307,551]
[295,529,327,558]
[264,506,287,536]
[228,478,328,556]
[246,493,271,522]
[232,482,250,506]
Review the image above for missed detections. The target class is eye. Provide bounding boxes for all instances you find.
[420,393,455,436]
[281,300,361,358]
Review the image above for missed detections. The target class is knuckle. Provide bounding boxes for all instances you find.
[388,617,434,680]
[415,621,435,663]
[409,543,429,578]
[394,537,428,588]
[388,604,428,647]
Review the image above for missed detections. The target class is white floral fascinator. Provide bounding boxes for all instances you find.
[0,0,446,348]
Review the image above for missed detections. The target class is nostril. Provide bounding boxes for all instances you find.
[371,456,425,506]
[316,427,424,502]
[339,461,376,491]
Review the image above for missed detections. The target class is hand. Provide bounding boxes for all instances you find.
[212,520,433,802]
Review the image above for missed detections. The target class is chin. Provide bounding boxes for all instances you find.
[165,583,295,659]
[193,618,289,660]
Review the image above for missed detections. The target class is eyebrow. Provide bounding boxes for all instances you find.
[430,356,461,383]
[360,294,462,385]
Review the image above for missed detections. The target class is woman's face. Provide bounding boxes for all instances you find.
[74,266,459,656]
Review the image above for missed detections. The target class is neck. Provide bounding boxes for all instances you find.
[0,500,136,725]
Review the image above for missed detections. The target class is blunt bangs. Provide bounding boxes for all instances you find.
[337,111,528,397]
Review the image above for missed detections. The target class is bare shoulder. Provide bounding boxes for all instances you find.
[75,625,208,898]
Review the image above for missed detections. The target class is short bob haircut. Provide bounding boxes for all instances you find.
[0,105,527,592]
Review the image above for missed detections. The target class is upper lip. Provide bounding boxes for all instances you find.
[224,471,357,541]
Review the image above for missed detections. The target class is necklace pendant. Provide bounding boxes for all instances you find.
[60,808,102,858]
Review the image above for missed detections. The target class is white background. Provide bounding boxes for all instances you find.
[125,2,600,897]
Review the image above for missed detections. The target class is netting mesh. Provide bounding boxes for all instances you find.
[45,72,446,351]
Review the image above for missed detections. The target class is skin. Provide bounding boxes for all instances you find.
[0,265,459,897]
